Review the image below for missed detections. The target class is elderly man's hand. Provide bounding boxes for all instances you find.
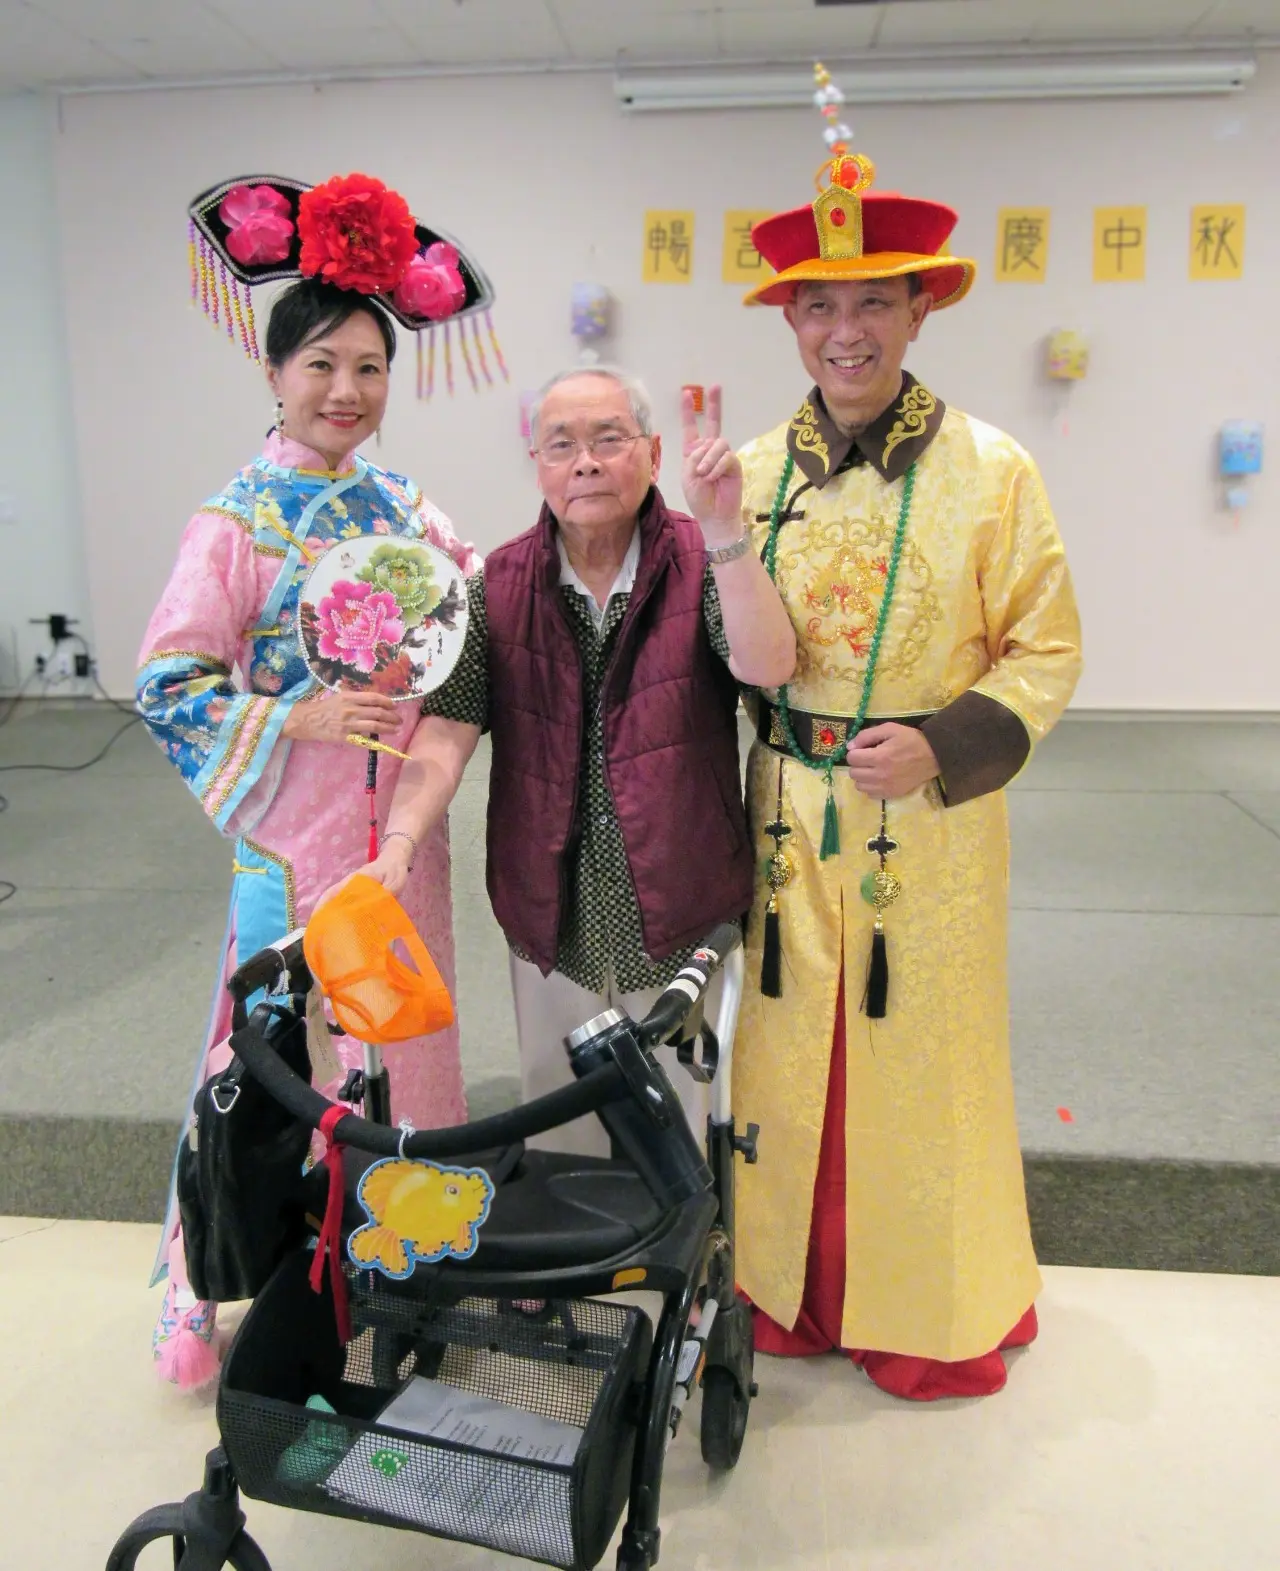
[846,723,940,799]
[682,385,744,544]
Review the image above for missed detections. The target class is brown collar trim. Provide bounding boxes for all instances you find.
[785,374,945,488]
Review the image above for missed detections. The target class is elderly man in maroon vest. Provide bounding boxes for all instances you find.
[369,366,795,1151]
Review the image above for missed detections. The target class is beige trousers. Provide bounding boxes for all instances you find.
[508,953,716,1157]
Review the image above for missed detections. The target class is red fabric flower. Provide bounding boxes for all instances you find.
[296,173,419,295]
[218,184,294,266]
[391,241,466,322]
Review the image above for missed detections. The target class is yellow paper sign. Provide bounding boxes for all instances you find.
[1190,204,1245,279]
[643,210,695,283]
[995,208,1050,282]
[1093,206,1146,282]
[722,210,772,283]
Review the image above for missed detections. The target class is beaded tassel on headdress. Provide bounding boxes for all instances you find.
[485,310,509,382]
[458,318,479,393]
[190,225,258,360]
[471,315,493,384]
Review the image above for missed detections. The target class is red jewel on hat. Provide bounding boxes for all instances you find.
[830,208,846,227]
[819,727,837,746]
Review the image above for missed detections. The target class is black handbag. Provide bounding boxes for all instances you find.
[176,1001,319,1303]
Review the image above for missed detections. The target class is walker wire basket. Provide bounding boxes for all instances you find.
[218,1250,653,1570]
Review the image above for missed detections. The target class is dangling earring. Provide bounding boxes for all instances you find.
[375,426,383,447]
[274,398,284,437]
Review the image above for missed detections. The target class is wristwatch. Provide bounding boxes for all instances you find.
[705,532,752,565]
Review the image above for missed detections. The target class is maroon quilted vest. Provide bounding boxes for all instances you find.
[484,487,753,975]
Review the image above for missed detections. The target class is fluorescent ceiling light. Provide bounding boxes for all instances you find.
[615,54,1257,111]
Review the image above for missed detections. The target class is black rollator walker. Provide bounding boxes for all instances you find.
[107,922,759,1571]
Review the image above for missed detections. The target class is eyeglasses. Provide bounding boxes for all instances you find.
[534,432,646,466]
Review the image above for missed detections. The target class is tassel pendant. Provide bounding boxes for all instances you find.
[761,897,783,998]
[819,773,840,860]
[860,800,900,1020]
[863,918,889,1018]
[761,759,793,997]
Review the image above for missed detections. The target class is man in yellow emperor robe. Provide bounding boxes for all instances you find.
[728,82,1083,1401]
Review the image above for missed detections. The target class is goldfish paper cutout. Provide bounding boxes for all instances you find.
[347,1158,494,1279]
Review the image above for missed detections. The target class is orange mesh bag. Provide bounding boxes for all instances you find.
[303,874,454,1045]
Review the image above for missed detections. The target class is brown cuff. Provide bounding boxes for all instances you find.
[920,691,1031,807]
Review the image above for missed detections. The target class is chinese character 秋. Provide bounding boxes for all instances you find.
[1194,212,1239,272]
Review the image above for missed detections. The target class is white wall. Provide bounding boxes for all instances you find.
[0,93,89,692]
[52,63,1280,708]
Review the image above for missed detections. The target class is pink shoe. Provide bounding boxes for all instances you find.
[153,1281,222,1390]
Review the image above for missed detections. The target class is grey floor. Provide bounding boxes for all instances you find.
[1,703,1278,1232]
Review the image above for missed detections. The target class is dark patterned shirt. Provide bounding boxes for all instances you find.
[423,552,733,990]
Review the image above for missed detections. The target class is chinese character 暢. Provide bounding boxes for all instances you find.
[644,210,695,283]
[666,219,691,276]
[1002,215,1044,274]
[1102,216,1143,274]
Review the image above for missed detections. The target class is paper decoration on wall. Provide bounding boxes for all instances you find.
[722,211,772,283]
[1190,205,1245,280]
[571,282,612,341]
[1219,421,1262,520]
[1046,330,1088,381]
[1219,421,1262,476]
[995,208,1050,282]
[643,211,695,283]
[519,390,536,443]
[1093,207,1146,282]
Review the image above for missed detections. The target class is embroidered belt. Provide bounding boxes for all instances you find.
[756,698,930,762]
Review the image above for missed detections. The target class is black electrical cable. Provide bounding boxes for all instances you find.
[0,646,141,909]
[0,668,39,727]
[0,789,12,905]
[0,712,141,775]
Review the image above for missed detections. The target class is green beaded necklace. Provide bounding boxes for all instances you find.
[763,451,917,858]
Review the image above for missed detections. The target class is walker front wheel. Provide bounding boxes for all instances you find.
[105,1503,272,1570]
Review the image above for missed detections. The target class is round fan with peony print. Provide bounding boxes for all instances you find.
[298,534,469,856]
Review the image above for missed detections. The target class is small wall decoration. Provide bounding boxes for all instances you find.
[1093,206,1147,282]
[571,281,612,341]
[995,208,1051,283]
[1190,204,1245,280]
[643,210,695,283]
[1219,421,1263,519]
[1219,421,1262,476]
[1046,330,1089,381]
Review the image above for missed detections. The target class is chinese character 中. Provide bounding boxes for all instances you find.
[1102,216,1144,274]
[1194,213,1239,271]
[1002,215,1044,274]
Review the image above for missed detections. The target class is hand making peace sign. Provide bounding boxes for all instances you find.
[681,384,744,541]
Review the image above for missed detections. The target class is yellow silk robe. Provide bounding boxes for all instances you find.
[734,384,1082,1362]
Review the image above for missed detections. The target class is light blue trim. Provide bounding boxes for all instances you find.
[209,685,303,831]
[230,839,293,968]
[191,691,256,803]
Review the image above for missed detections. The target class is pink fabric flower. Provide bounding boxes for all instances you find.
[392,242,466,322]
[315,580,404,674]
[219,184,295,267]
